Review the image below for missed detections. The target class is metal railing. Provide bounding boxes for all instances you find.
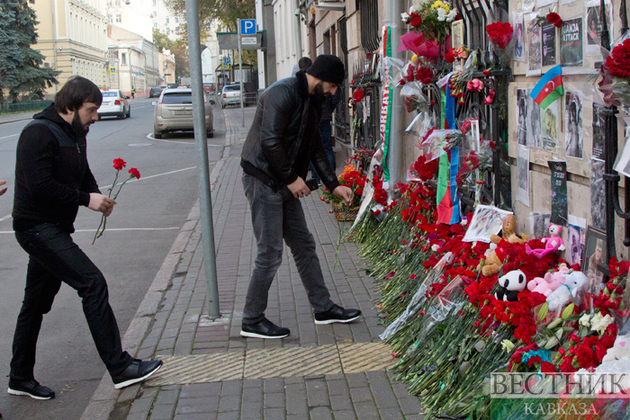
[0,100,53,115]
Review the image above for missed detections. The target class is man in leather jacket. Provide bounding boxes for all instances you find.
[240,55,362,339]
[8,77,162,401]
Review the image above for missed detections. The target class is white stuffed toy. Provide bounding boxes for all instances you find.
[603,334,630,363]
[546,271,589,312]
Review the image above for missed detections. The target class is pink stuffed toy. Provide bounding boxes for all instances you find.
[525,223,566,259]
[527,264,569,297]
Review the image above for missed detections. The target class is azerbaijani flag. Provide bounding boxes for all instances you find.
[530,65,564,109]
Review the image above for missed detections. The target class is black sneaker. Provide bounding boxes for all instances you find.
[314,304,361,325]
[240,318,290,339]
[8,379,55,400]
[111,359,163,389]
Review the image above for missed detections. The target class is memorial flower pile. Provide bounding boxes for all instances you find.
[321,166,367,208]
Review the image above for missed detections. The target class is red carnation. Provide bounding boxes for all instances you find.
[113,158,127,171]
[445,49,456,63]
[486,22,513,49]
[416,67,433,84]
[546,12,563,28]
[352,88,365,103]
[410,12,422,28]
[129,167,141,179]
[606,39,630,78]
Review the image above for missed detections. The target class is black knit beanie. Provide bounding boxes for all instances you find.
[306,55,345,86]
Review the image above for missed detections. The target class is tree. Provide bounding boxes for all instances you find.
[152,28,190,80]
[0,0,59,102]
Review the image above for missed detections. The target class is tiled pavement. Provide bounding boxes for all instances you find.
[81,108,425,420]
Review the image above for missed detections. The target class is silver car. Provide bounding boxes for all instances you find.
[220,84,243,109]
[98,89,131,119]
[153,88,214,139]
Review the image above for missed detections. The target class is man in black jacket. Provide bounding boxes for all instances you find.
[8,76,161,400]
[240,55,361,339]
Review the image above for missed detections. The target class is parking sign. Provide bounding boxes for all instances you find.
[240,19,256,35]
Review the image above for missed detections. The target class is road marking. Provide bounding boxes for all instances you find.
[0,133,19,140]
[0,167,198,223]
[0,227,181,234]
[146,133,223,146]
[128,143,152,147]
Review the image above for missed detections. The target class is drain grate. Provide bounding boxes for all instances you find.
[146,342,396,386]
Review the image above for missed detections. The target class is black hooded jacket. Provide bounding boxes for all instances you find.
[12,104,100,233]
[241,70,340,192]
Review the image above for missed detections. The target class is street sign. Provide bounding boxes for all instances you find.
[136,71,141,76]
[223,56,231,66]
[240,19,256,35]
[242,37,257,45]
[109,67,117,74]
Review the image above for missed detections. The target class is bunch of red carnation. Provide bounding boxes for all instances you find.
[411,153,439,181]
[416,67,433,84]
[410,12,422,28]
[606,39,630,78]
[372,167,388,206]
[352,88,365,104]
[486,22,513,49]
[546,12,563,28]
[556,323,618,372]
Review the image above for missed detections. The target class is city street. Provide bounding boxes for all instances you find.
[0,98,227,420]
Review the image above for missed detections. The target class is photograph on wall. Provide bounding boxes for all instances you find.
[542,22,557,66]
[514,14,525,62]
[523,0,535,12]
[542,101,558,152]
[517,145,530,207]
[527,88,542,148]
[538,0,557,8]
[590,158,606,231]
[452,20,464,50]
[527,13,542,76]
[613,125,630,177]
[462,205,513,243]
[564,90,583,159]
[585,0,613,53]
[549,160,568,226]
[583,226,607,286]
[567,215,587,267]
[517,89,528,145]
[560,18,584,67]
[592,103,606,159]
[529,212,551,240]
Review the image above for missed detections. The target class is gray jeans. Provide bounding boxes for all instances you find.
[242,173,334,324]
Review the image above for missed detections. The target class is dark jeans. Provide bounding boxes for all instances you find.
[241,173,334,324]
[310,121,336,182]
[11,223,132,381]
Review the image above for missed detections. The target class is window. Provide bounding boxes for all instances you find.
[154,22,157,28]
[115,14,122,23]
[175,16,178,23]
[166,17,169,24]
[166,28,170,35]
[121,53,127,65]
[162,93,193,104]
[152,0,156,5]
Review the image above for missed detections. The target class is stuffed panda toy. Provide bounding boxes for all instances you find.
[495,269,527,302]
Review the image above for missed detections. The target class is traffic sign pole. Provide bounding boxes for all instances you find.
[238,19,244,127]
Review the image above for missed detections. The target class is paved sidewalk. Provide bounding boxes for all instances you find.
[81,109,424,420]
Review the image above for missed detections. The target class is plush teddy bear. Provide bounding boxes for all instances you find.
[602,334,630,363]
[479,215,530,277]
[495,269,527,302]
[525,223,566,259]
[546,271,589,312]
[527,264,569,297]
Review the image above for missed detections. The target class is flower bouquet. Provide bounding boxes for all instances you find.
[401,0,457,43]
[599,38,630,111]
[321,166,367,221]
[486,21,514,68]
[418,128,465,162]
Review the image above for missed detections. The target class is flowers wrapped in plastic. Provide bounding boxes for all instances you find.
[486,21,515,68]
[599,38,630,110]
[419,128,465,161]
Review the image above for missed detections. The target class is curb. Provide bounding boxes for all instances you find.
[79,151,230,420]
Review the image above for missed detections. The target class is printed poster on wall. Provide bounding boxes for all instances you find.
[590,157,606,231]
[542,101,559,152]
[567,215,587,267]
[517,145,530,207]
[538,0,557,8]
[527,13,542,76]
[585,0,613,53]
[542,22,557,66]
[549,160,568,226]
[523,0,536,12]
[592,103,606,159]
[514,13,525,62]
[527,88,542,148]
[561,18,584,67]
[517,89,528,145]
[565,90,584,159]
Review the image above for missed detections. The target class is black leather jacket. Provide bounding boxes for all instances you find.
[241,71,340,192]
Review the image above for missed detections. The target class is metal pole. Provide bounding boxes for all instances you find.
[238,19,244,127]
[185,0,221,319]
[51,0,58,93]
[295,0,303,58]
[387,0,405,186]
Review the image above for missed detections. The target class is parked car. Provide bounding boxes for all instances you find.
[97,89,130,119]
[220,84,243,109]
[167,83,179,89]
[153,88,214,139]
[203,83,215,93]
[149,86,163,98]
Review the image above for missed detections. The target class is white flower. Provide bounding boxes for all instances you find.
[437,8,447,21]
[501,339,515,353]
[409,5,421,14]
[401,12,410,23]
[591,313,614,334]
[431,244,441,252]
[446,10,458,22]
[579,313,591,328]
